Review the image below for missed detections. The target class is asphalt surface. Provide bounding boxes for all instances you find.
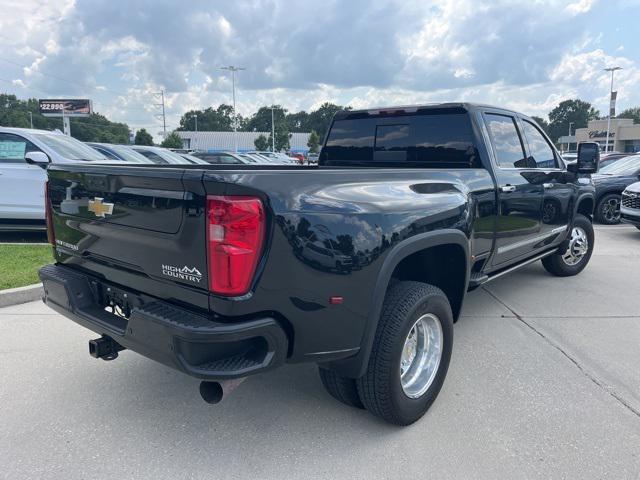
[1,224,639,479]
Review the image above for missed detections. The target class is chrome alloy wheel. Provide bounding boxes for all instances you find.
[602,197,621,223]
[562,226,589,266]
[400,313,443,399]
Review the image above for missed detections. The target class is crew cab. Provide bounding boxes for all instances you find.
[39,103,599,425]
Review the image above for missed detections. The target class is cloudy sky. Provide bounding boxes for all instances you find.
[1,0,639,138]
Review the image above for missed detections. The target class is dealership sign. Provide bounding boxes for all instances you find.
[39,99,92,117]
[588,130,615,139]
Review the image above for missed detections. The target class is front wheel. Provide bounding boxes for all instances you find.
[542,214,594,277]
[596,193,621,224]
[356,281,453,425]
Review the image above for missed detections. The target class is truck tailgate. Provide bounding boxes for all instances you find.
[47,164,210,296]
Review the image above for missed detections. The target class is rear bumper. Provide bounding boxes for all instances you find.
[38,264,288,380]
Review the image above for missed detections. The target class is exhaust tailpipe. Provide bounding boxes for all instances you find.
[199,378,246,404]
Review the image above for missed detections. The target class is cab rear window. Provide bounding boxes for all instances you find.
[321,111,480,168]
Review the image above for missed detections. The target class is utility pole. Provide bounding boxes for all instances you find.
[155,89,167,138]
[221,66,245,152]
[604,66,622,153]
[271,106,275,152]
[194,113,198,133]
[28,111,33,129]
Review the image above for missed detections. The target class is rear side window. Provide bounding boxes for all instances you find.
[136,150,168,164]
[485,114,530,168]
[93,146,121,160]
[321,111,480,168]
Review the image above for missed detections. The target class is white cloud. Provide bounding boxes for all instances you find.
[1,0,639,141]
[566,0,596,14]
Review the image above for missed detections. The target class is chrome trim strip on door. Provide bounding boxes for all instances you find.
[497,225,567,254]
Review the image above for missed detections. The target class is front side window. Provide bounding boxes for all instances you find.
[522,120,558,169]
[0,133,40,163]
[485,114,529,168]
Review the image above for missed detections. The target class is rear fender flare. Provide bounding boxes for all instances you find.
[327,229,470,378]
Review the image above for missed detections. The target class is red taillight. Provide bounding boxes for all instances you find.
[206,195,265,296]
[45,181,55,247]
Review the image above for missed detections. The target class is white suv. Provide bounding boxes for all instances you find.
[0,127,108,229]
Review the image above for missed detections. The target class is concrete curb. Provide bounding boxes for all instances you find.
[0,283,43,308]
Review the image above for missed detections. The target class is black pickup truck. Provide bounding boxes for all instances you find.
[39,103,600,425]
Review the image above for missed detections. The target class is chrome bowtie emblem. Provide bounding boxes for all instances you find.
[88,197,114,217]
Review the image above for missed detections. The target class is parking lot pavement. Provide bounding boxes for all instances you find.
[1,225,639,479]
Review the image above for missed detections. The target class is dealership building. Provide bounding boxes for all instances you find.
[176,131,311,153]
[560,118,640,153]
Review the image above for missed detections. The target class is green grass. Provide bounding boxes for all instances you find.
[0,245,53,290]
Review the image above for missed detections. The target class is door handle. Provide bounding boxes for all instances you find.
[543,183,554,189]
[500,185,516,193]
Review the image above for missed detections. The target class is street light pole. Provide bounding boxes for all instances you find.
[604,66,622,153]
[28,111,33,129]
[271,106,275,152]
[221,66,246,152]
[194,113,198,133]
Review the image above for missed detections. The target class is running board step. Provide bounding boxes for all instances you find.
[468,273,489,290]
[468,249,557,290]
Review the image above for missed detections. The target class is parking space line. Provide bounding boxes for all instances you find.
[482,286,640,420]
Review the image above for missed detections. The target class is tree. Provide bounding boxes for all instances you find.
[244,105,286,132]
[67,113,130,144]
[176,104,238,131]
[618,107,640,124]
[268,122,292,152]
[531,116,550,136]
[134,128,154,145]
[307,130,320,153]
[306,103,349,140]
[161,131,183,148]
[254,134,269,151]
[0,94,131,142]
[548,99,599,144]
[285,110,310,132]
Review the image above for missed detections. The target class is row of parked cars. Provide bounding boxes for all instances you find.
[0,127,305,229]
[561,150,640,225]
[2,126,640,230]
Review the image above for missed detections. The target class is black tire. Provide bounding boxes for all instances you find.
[596,193,621,224]
[356,281,453,425]
[318,367,364,409]
[542,213,594,277]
